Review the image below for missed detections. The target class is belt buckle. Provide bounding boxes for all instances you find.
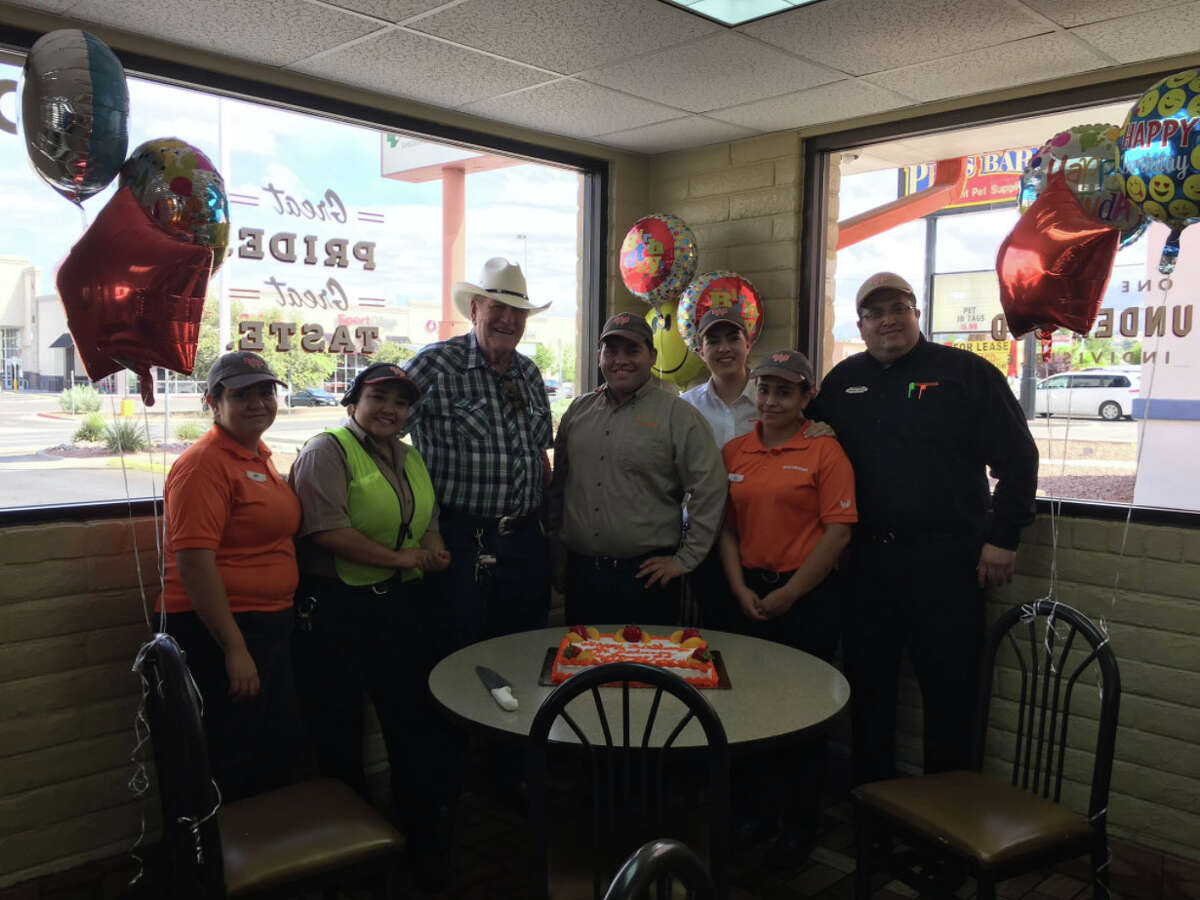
[760,570,782,585]
[880,530,897,544]
[497,515,516,536]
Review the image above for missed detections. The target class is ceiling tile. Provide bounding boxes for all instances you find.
[708,79,913,130]
[293,28,553,107]
[409,0,720,74]
[2,0,80,13]
[1071,3,1200,64]
[861,32,1110,103]
[738,0,1052,76]
[594,115,757,153]
[68,0,381,66]
[317,0,456,22]
[580,31,843,113]
[1018,0,1180,28]
[460,79,684,139]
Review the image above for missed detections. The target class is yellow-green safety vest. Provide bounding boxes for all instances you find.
[327,427,435,586]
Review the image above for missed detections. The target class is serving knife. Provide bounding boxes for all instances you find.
[475,665,519,712]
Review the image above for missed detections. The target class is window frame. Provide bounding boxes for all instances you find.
[799,66,1200,526]
[0,23,609,526]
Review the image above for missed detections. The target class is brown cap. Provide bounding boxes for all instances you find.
[855,271,915,309]
[600,311,654,349]
[341,362,422,406]
[750,349,814,385]
[696,306,749,342]
[206,351,285,391]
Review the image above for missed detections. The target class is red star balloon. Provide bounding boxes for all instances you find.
[997,173,1120,339]
[56,186,213,405]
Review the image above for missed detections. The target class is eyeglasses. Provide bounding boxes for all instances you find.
[860,303,917,321]
[500,377,526,413]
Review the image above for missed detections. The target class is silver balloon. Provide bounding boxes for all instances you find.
[21,30,129,204]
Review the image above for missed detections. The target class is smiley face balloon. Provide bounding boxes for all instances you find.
[646,300,706,386]
[1118,68,1200,273]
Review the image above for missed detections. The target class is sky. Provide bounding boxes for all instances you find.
[0,61,582,320]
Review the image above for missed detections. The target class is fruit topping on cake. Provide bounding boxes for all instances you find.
[691,647,712,663]
[617,625,646,643]
[563,643,581,659]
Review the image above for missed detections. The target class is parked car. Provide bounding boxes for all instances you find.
[288,388,338,408]
[1035,369,1139,420]
[544,378,559,398]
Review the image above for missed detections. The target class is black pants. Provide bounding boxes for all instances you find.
[564,550,681,627]
[691,545,734,631]
[165,609,302,803]
[728,569,841,833]
[433,512,551,659]
[291,575,457,844]
[843,535,985,785]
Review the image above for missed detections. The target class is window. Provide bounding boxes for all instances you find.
[812,90,1200,514]
[0,56,600,513]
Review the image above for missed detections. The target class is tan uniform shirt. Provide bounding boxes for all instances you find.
[549,380,727,573]
[289,417,440,578]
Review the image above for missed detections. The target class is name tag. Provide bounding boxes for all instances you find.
[782,465,809,472]
[246,471,267,482]
[728,473,744,482]
[845,385,868,394]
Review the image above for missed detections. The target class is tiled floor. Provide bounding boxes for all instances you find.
[375,785,1113,900]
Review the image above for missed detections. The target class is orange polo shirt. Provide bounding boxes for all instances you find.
[722,421,858,573]
[159,425,301,614]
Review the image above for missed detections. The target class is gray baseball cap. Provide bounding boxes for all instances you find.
[855,272,915,309]
[750,349,814,385]
[696,306,749,341]
[206,351,286,390]
[600,311,654,349]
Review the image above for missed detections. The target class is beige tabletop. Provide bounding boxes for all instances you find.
[428,625,850,751]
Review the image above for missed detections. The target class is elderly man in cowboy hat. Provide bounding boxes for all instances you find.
[404,257,555,653]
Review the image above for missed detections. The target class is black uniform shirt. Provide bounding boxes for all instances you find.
[807,337,1038,550]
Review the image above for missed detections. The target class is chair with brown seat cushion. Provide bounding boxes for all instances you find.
[137,633,405,899]
[852,600,1120,900]
[528,662,729,900]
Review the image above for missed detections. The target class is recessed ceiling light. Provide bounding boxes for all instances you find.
[661,0,823,27]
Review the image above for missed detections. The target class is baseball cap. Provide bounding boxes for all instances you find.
[750,349,815,385]
[600,311,654,349]
[855,272,915,310]
[696,306,749,342]
[206,351,286,391]
[341,362,422,406]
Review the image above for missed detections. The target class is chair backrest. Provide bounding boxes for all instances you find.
[135,633,227,898]
[974,600,1121,828]
[527,663,729,900]
[603,838,717,900]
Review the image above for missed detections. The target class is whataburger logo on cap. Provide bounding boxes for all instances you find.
[386,365,403,375]
[771,352,791,363]
[612,313,632,325]
[244,356,264,369]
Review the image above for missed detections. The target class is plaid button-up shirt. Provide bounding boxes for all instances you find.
[404,332,553,517]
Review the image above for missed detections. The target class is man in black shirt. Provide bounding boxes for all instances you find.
[807,272,1038,785]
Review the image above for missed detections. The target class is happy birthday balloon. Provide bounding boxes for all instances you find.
[997,174,1119,339]
[619,214,697,307]
[676,271,764,353]
[120,138,231,272]
[1019,123,1148,249]
[21,29,128,204]
[646,301,706,386]
[1117,69,1200,273]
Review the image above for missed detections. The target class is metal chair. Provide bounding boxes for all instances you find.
[528,662,729,900]
[137,633,405,899]
[852,599,1121,900]
[603,838,717,900]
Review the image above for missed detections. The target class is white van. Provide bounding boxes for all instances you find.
[1035,369,1139,421]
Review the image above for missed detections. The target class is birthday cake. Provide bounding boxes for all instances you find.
[550,625,719,688]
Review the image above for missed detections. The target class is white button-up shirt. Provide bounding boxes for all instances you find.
[680,377,758,449]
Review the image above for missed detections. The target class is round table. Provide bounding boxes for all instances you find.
[428,625,850,751]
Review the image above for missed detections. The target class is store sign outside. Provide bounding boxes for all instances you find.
[903,148,1034,212]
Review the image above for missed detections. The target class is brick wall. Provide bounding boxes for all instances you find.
[644,133,803,371]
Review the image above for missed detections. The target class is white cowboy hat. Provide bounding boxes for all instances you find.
[452,257,551,320]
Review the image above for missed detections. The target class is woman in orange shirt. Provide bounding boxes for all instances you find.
[718,349,857,868]
[159,351,302,801]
